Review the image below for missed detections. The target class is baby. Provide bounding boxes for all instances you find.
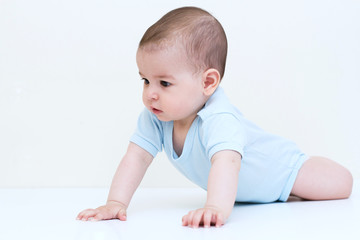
[77,7,353,228]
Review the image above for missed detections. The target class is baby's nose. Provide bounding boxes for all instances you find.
[146,87,159,100]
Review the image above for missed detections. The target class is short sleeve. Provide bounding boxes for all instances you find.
[130,108,163,157]
[200,113,246,161]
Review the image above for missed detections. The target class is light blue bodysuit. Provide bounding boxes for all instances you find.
[130,87,308,203]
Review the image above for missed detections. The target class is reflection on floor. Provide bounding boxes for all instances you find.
[1,180,359,240]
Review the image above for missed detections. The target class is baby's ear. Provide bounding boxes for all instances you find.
[202,68,220,96]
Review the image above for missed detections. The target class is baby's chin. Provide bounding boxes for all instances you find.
[155,116,173,122]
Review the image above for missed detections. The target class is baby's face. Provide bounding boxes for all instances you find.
[136,46,207,124]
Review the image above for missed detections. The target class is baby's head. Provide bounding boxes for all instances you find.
[138,7,228,79]
[137,7,228,122]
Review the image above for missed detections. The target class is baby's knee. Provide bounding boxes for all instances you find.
[296,156,354,200]
[325,157,353,199]
[340,168,353,198]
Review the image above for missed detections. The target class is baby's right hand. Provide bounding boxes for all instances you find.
[76,201,127,221]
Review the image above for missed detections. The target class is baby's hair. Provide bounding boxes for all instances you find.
[139,7,228,79]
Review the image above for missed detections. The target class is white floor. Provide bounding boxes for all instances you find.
[1,181,359,240]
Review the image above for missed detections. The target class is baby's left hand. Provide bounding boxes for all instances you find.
[182,206,225,228]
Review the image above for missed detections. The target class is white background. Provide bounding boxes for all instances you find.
[1,0,359,188]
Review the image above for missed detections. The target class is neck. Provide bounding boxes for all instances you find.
[174,114,197,130]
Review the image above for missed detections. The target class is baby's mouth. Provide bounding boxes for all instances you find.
[151,107,163,114]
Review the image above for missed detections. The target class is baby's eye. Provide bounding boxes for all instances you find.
[160,81,171,87]
[142,78,149,85]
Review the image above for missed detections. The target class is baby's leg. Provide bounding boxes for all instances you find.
[291,156,353,200]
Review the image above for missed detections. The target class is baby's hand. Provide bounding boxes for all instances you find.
[76,201,127,222]
[182,206,225,228]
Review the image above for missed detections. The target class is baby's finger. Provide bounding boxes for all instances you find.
[182,214,189,226]
[77,209,98,221]
[215,212,225,228]
[76,212,84,220]
[183,211,195,227]
[191,210,204,228]
[84,210,99,221]
[77,209,92,219]
[203,210,213,228]
[92,212,105,221]
[76,210,88,220]
[117,209,127,221]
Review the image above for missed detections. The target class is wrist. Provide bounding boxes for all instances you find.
[106,199,128,209]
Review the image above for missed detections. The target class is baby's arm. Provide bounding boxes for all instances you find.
[182,150,241,228]
[77,142,153,221]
